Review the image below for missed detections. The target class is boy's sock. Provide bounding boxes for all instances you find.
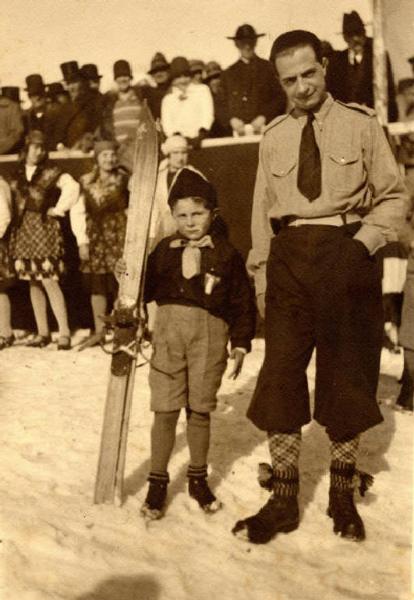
[328,435,365,541]
[150,410,180,473]
[186,409,210,468]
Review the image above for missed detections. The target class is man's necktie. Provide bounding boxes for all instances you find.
[297,113,321,201]
[170,235,214,279]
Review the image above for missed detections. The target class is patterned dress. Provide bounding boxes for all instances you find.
[9,162,65,281]
[79,166,129,294]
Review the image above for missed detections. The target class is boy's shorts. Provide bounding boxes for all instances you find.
[149,304,229,413]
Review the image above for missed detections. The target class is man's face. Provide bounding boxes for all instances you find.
[116,76,132,93]
[402,85,414,106]
[89,79,100,91]
[29,94,46,111]
[208,76,221,95]
[66,80,82,101]
[236,39,256,60]
[275,45,327,112]
[169,149,188,171]
[191,70,203,84]
[153,70,169,85]
[344,33,366,55]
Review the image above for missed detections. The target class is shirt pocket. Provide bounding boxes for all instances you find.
[326,150,362,194]
[270,157,297,198]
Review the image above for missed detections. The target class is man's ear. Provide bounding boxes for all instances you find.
[212,208,220,219]
[321,56,328,74]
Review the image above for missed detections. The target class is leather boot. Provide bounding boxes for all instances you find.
[328,461,365,541]
[140,472,169,520]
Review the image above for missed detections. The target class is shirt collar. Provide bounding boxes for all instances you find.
[291,93,334,130]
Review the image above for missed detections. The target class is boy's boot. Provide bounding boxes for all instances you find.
[141,472,169,520]
[187,465,222,513]
[327,461,365,541]
[232,466,300,544]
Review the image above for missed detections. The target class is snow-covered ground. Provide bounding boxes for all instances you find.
[0,336,412,600]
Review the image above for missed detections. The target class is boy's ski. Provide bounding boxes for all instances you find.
[94,103,158,504]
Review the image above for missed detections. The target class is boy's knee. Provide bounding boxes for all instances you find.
[186,409,210,427]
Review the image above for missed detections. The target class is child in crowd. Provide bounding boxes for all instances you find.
[116,167,256,519]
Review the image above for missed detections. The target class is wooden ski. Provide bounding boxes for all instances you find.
[94,103,158,504]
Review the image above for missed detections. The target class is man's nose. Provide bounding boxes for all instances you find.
[296,77,308,94]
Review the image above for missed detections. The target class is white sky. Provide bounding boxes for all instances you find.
[0,0,411,98]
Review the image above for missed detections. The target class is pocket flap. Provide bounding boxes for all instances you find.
[329,152,359,165]
[271,158,297,177]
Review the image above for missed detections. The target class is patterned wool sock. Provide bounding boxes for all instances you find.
[267,430,301,496]
[329,435,360,491]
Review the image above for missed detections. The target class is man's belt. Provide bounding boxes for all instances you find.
[270,213,361,234]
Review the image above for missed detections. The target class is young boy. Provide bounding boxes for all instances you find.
[116,167,256,519]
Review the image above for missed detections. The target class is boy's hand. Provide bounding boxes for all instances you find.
[228,348,245,380]
[114,258,127,283]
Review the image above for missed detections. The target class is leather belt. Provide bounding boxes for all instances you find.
[286,213,361,227]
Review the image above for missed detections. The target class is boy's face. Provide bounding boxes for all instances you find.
[171,197,213,241]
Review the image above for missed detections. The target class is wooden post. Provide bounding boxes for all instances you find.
[372,0,388,125]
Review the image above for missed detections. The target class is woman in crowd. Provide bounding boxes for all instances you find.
[70,140,129,348]
[9,130,79,349]
[0,176,15,349]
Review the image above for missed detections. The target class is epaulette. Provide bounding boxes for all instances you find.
[336,100,376,117]
[263,113,290,134]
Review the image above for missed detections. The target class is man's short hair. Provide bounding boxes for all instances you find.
[269,30,323,66]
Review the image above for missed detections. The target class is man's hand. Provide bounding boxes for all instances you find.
[251,115,266,134]
[230,117,245,136]
[228,348,246,380]
[78,244,90,262]
[46,207,58,217]
[114,258,127,283]
[256,293,265,320]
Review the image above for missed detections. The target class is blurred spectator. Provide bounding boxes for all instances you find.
[142,52,171,121]
[189,59,205,84]
[102,59,145,171]
[203,61,232,137]
[326,10,398,122]
[80,64,102,92]
[0,87,24,154]
[408,56,414,77]
[150,134,190,246]
[320,40,335,61]
[161,56,213,145]
[46,82,70,105]
[57,61,103,152]
[1,87,21,105]
[221,24,286,136]
[397,78,414,121]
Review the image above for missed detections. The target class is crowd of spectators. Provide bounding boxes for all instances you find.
[0,12,413,172]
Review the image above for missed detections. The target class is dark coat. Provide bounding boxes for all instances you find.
[220,55,286,125]
[140,81,170,121]
[326,38,398,122]
[144,233,256,350]
[52,90,103,149]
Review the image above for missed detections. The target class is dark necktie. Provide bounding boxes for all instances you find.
[297,113,321,201]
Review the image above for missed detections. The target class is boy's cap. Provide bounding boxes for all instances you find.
[161,134,189,156]
[168,167,217,208]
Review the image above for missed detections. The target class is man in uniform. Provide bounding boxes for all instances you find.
[233,30,407,544]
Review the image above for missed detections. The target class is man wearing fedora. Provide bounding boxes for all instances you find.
[221,24,286,136]
[0,84,24,154]
[326,10,398,122]
[141,53,171,122]
[56,61,102,152]
[203,61,231,138]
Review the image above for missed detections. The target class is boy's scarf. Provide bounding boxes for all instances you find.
[169,235,214,278]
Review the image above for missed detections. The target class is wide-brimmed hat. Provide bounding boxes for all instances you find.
[168,167,217,208]
[169,57,191,80]
[80,63,102,81]
[1,86,21,103]
[203,61,222,82]
[25,74,45,96]
[113,59,132,79]
[148,52,169,75]
[25,129,46,147]
[227,24,265,41]
[342,11,366,36]
[60,61,83,83]
[189,59,205,74]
